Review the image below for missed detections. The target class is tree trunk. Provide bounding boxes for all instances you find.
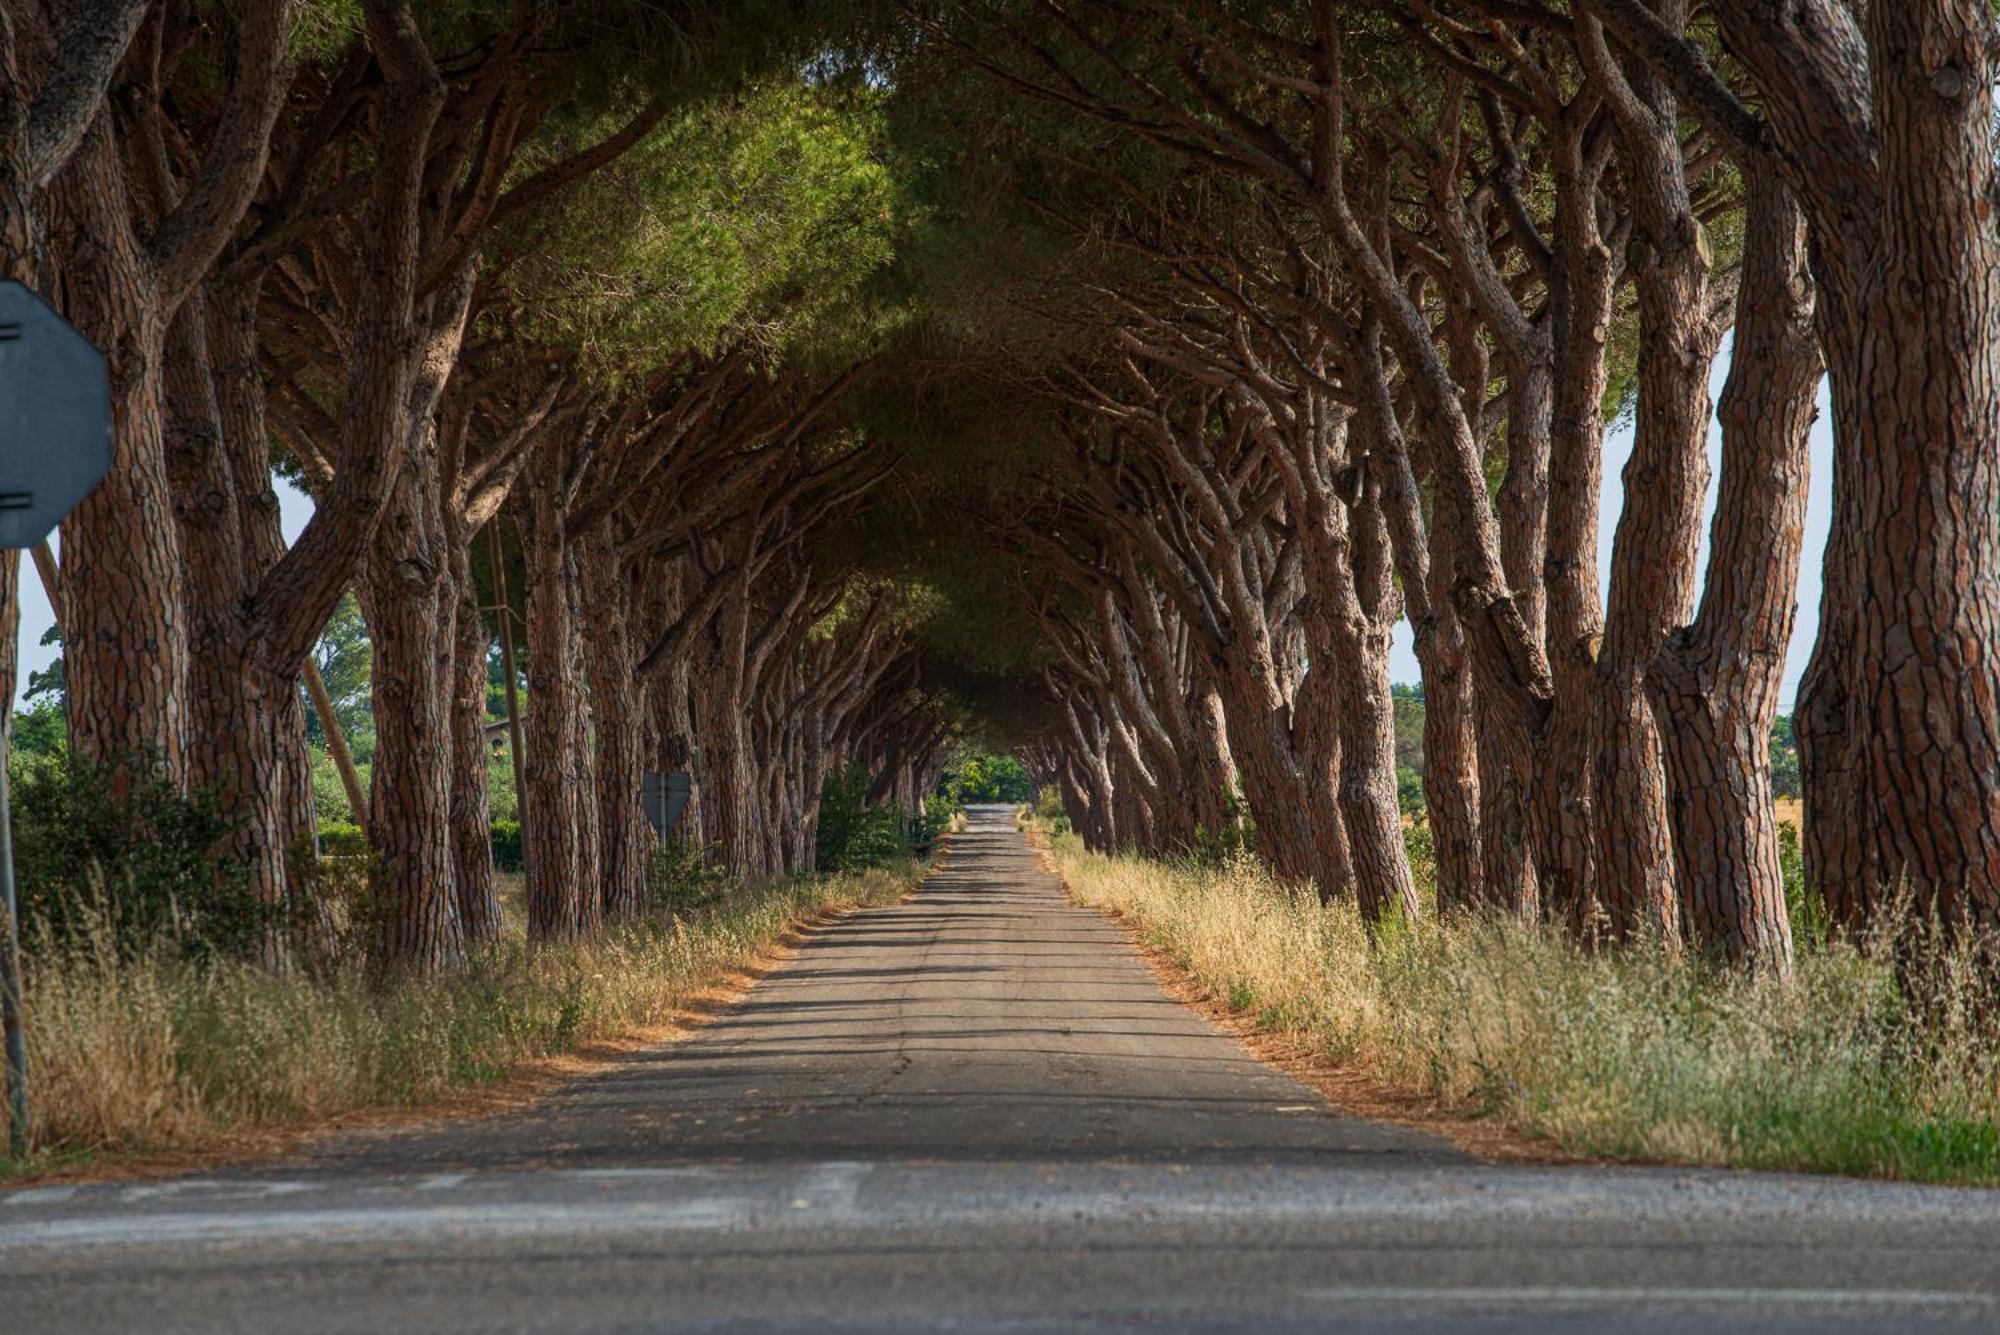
[582,528,650,922]
[1188,682,1238,842]
[519,480,601,941]
[1584,28,1721,944]
[164,296,302,924]
[697,666,761,881]
[448,542,502,944]
[1831,0,2000,926]
[1651,175,1816,967]
[359,427,464,973]
[50,127,186,777]
[1533,111,1617,927]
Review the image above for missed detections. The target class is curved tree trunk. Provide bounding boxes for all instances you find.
[1652,175,1816,968]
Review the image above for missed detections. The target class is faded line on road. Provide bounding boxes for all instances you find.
[1297,1286,1996,1312]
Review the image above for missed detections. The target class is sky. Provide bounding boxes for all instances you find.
[12,335,1833,711]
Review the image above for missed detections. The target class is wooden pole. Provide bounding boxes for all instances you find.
[28,541,58,613]
[304,657,369,832]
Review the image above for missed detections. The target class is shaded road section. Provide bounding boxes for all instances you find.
[7,805,2000,1332]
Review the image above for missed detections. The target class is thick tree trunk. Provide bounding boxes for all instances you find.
[1217,656,1314,883]
[1328,608,1419,926]
[50,130,186,777]
[1422,640,1483,915]
[697,669,762,881]
[1304,474,1414,925]
[519,481,601,941]
[1533,115,1616,927]
[1482,362,1549,914]
[1652,176,1816,967]
[164,298,301,924]
[1584,27,1721,944]
[582,529,650,922]
[1820,1,2000,925]
[361,539,464,972]
[448,543,502,945]
[1188,683,1238,842]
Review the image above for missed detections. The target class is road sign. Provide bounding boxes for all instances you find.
[0,280,111,1160]
[0,279,112,548]
[642,771,694,838]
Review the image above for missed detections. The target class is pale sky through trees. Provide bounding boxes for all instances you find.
[11,335,1832,712]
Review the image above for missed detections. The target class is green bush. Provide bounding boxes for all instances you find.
[11,752,270,962]
[647,839,732,916]
[950,752,1032,803]
[317,822,369,857]
[490,820,523,871]
[816,761,915,870]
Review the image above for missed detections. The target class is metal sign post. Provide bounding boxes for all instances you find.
[0,278,113,1159]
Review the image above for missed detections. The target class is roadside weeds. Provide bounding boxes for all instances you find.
[1,856,936,1188]
[1029,824,2000,1187]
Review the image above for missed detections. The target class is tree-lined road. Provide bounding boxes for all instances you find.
[7,807,2000,1332]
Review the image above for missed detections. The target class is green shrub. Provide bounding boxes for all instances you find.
[950,753,1032,803]
[11,753,270,963]
[317,822,369,857]
[648,839,732,916]
[490,820,523,871]
[815,761,915,870]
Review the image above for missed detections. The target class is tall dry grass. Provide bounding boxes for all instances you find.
[3,862,918,1171]
[1044,831,2000,1184]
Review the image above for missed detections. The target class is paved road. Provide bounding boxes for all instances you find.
[8,805,2000,1332]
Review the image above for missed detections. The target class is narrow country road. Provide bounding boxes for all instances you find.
[8,806,2000,1333]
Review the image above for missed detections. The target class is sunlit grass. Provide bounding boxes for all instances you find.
[1,861,919,1174]
[1043,831,2000,1185]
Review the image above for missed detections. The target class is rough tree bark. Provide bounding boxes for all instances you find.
[1651,175,1817,967]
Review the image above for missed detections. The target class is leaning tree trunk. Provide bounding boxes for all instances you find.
[1188,683,1238,841]
[1481,359,1550,916]
[1217,653,1318,886]
[1651,175,1816,968]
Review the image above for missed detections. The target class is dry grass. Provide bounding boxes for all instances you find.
[1043,830,2000,1185]
[2,861,920,1176]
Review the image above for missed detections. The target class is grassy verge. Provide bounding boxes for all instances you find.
[2,860,921,1179]
[1039,828,2000,1185]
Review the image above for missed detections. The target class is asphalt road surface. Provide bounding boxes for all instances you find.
[8,805,2000,1333]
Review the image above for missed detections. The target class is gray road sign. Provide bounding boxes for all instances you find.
[642,771,693,837]
[0,279,112,549]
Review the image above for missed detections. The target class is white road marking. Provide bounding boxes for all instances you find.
[0,1198,764,1251]
[1297,1286,1994,1310]
[790,1160,871,1216]
[415,1174,469,1191]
